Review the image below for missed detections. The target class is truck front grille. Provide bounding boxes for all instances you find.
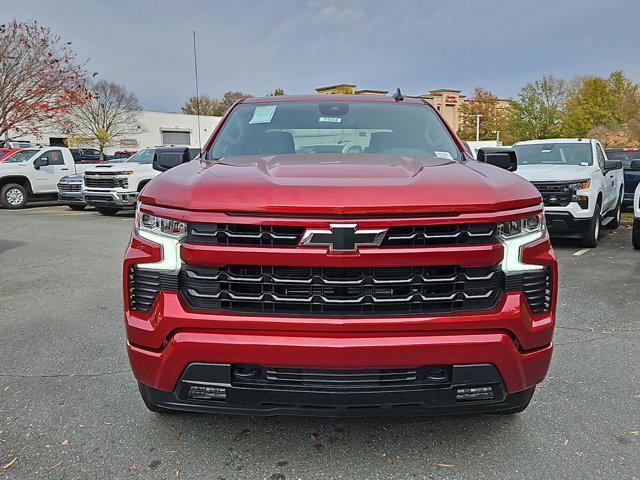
[179,264,504,316]
[58,183,81,192]
[85,177,119,188]
[128,267,179,312]
[186,222,497,248]
[532,182,572,207]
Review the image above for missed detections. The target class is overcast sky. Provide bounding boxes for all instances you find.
[12,0,640,112]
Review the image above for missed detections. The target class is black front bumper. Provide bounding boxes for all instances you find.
[545,212,590,238]
[140,363,531,417]
[57,193,85,205]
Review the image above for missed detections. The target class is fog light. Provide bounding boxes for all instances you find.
[187,385,226,400]
[455,386,494,402]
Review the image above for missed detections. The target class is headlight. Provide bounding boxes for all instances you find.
[135,208,186,239]
[567,180,590,191]
[498,212,546,273]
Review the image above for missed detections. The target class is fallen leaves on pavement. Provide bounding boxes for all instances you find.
[2,458,17,470]
[50,461,63,470]
[60,439,69,447]
[436,463,455,468]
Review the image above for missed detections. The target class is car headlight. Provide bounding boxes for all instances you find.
[567,180,590,191]
[135,209,187,239]
[134,205,186,272]
[497,212,546,273]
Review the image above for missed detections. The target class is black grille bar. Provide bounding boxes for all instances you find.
[532,182,572,207]
[128,267,178,312]
[505,268,552,313]
[180,264,504,316]
[186,222,497,248]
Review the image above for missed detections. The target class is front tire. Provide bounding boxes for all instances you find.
[96,207,119,216]
[68,204,86,211]
[633,218,640,250]
[0,183,28,209]
[580,202,601,248]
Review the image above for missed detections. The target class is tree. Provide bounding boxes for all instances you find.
[561,71,640,137]
[62,80,142,159]
[457,87,511,142]
[508,76,566,141]
[268,88,285,96]
[0,20,87,137]
[216,91,253,115]
[181,95,219,116]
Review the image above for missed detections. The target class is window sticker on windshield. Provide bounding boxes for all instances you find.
[249,105,276,124]
[434,151,453,160]
[319,117,341,123]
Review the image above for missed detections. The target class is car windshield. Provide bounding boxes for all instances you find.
[512,143,592,166]
[3,149,38,163]
[208,101,461,161]
[125,148,154,164]
[605,149,640,168]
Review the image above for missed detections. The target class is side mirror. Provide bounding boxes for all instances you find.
[628,159,640,171]
[33,157,49,169]
[476,148,517,172]
[603,159,623,172]
[153,147,194,172]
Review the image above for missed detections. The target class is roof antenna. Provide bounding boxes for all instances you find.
[192,30,202,156]
[392,88,404,101]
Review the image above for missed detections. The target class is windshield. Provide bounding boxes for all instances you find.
[208,101,461,161]
[605,149,640,168]
[512,143,592,166]
[3,149,38,163]
[125,148,154,164]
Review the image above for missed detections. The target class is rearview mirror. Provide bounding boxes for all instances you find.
[603,159,622,172]
[628,159,640,171]
[476,148,517,172]
[153,147,197,172]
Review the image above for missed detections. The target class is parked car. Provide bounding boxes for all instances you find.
[605,147,640,208]
[0,148,21,162]
[512,138,624,247]
[83,146,199,215]
[0,147,99,209]
[70,148,103,164]
[108,150,136,160]
[632,163,640,249]
[124,94,557,417]
[57,174,86,210]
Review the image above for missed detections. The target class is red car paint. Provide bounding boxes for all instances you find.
[0,148,21,162]
[124,94,557,415]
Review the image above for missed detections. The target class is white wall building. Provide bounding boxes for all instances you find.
[12,111,221,154]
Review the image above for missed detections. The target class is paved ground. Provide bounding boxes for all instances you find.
[0,204,638,480]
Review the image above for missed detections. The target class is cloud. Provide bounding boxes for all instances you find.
[315,4,366,24]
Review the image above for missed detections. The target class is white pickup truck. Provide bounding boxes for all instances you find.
[512,138,624,248]
[83,147,200,215]
[0,147,99,209]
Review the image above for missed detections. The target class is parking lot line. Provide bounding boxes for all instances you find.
[573,248,591,256]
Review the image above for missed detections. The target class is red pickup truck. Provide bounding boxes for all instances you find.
[124,94,556,416]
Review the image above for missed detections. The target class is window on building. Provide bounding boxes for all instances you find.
[162,130,191,146]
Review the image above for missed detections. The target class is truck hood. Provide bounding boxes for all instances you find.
[514,164,595,182]
[85,162,152,173]
[140,154,542,215]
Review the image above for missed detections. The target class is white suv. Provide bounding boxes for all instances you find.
[512,138,624,248]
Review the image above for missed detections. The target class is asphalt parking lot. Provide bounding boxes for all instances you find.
[0,204,638,480]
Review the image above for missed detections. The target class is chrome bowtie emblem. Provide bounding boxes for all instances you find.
[300,224,387,252]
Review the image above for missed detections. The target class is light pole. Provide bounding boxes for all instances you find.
[475,115,482,142]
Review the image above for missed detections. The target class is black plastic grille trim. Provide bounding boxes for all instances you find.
[231,365,452,391]
[180,264,504,316]
[85,177,120,188]
[532,182,572,207]
[521,269,552,313]
[128,267,179,312]
[186,222,497,248]
[59,183,81,192]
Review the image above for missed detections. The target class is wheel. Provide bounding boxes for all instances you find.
[496,387,536,415]
[68,204,86,211]
[0,183,28,209]
[138,383,172,414]
[607,190,623,229]
[633,218,640,250]
[580,202,601,248]
[96,207,119,216]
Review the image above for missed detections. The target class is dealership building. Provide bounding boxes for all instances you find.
[12,111,221,154]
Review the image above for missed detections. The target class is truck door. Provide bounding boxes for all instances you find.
[32,149,70,192]
[595,143,614,211]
